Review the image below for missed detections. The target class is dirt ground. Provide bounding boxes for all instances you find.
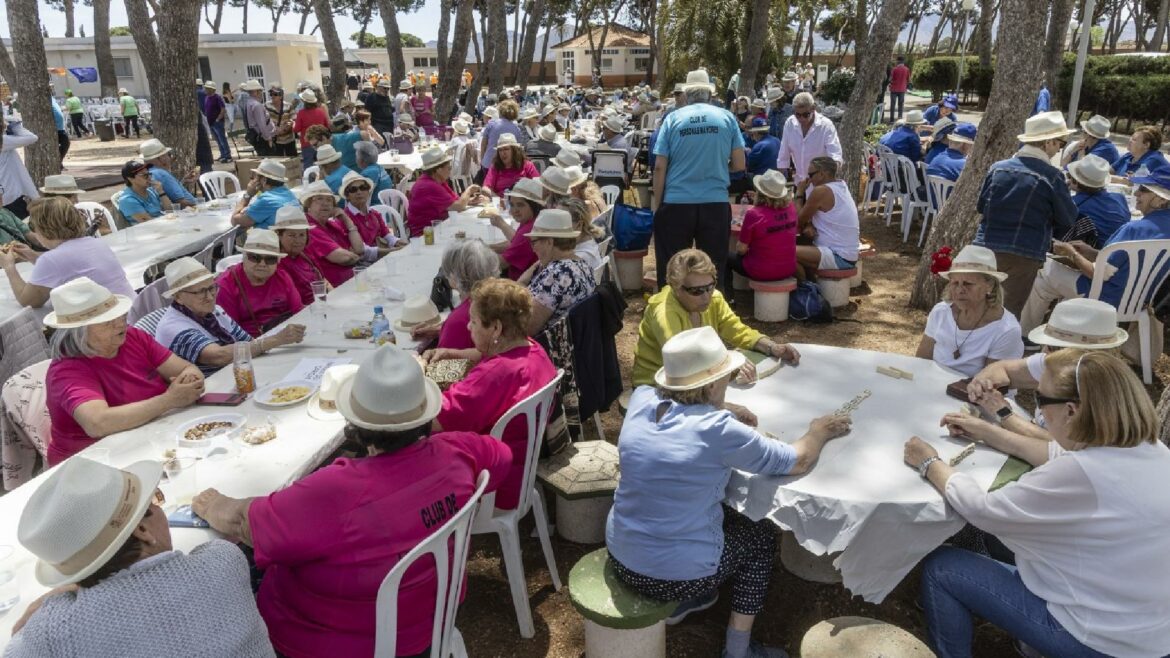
[455,209,1170,658]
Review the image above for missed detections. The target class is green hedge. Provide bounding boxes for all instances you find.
[909,56,994,101]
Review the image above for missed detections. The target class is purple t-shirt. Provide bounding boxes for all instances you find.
[204,93,226,123]
[28,237,137,299]
[479,118,524,168]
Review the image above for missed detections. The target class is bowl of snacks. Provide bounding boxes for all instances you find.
[254,380,317,407]
[176,413,246,448]
[343,321,373,339]
[240,416,278,445]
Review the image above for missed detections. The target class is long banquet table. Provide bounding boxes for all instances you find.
[0,209,506,646]
[723,343,1012,603]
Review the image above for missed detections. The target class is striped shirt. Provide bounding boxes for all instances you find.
[154,305,251,375]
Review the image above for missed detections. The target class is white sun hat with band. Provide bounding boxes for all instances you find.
[335,346,442,431]
[42,277,133,329]
[273,205,314,231]
[393,296,441,332]
[939,245,1008,282]
[655,326,746,391]
[162,256,216,299]
[241,229,285,259]
[308,363,361,421]
[1017,111,1075,143]
[1029,298,1127,349]
[18,457,163,587]
[507,177,546,205]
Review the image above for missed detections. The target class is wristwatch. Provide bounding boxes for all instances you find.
[995,406,1013,422]
[917,456,942,479]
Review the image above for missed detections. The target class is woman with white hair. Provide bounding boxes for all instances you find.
[353,140,395,201]
[410,239,501,350]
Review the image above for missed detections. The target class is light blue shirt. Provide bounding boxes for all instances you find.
[331,130,363,170]
[605,386,797,580]
[323,165,354,195]
[360,163,394,199]
[653,103,745,204]
[117,186,163,224]
[150,167,196,205]
[926,147,967,182]
[50,100,65,131]
[244,185,297,229]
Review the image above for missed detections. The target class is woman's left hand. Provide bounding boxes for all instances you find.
[903,436,939,469]
[174,365,204,386]
[970,387,1008,416]
[724,402,758,427]
[735,360,758,384]
[1052,240,1078,259]
[770,343,800,364]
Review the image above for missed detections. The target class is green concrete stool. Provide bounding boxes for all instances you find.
[800,616,935,658]
[569,548,677,658]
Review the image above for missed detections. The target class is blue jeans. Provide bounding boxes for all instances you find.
[888,92,905,122]
[301,144,317,170]
[921,547,1111,658]
[209,120,231,160]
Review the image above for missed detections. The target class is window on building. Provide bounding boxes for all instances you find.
[413,57,428,68]
[197,56,212,82]
[630,48,650,55]
[601,49,619,55]
[561,51,574,71]
[113,57,133,79]
[634,57,649,72]
[429,57,439,67]
[245,64,265,91]
[601,58,614,72]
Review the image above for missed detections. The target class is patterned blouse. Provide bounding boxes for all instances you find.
[528,258,596,324]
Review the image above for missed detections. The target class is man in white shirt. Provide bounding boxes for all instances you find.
[775,92,842,185]
[0,114,40,218]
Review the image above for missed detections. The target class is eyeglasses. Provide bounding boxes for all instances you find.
[181,283,219,298]
[680,282,716,296]
[1035,393,1078,408]
[134,171,151,179]
[246,253,279,265]
[795,111,813,119]
[345,184,371,193]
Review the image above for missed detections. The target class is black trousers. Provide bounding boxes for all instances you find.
[4,197,29,219]
[124,115,140,137]
[69,113,89,137]
[653,202,732,289]
[57,129,70,162]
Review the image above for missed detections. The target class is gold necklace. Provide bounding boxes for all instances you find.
[952,304,990,360]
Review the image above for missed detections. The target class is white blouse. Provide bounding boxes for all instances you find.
[946,440,1170,657]
[925,302,1025,378]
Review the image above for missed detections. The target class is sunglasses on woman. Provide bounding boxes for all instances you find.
[346,185,371,193]
[246,253,279,265]
[1035,393,1078,408]
[681,282,716,296]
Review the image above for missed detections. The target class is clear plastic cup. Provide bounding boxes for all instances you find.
[163,457,198,508]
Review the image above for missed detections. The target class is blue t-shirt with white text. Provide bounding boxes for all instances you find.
[653,104,745,204]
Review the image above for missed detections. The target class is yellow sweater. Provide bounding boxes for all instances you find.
[631,287,765,387]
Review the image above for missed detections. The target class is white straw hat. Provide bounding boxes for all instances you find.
[1029,298,1127,349]
[781,71,799,83]
[335,346,442,431]
[483,106,499,119]
[253,159,287,182]
[752,170,790,199]
[39,174,82,195]
[298,90,318,104]
[241,229,285,258]
[399,79,414,90]
[519,107,539,121]
[138,139,173,161]
[42,277,132,329]
[553,148,582,169]
[527,209,579,239]
[1067,154,1112,189]
[162,256,216,299]
[203,81,217,90]
[681,69,715,93]
[239,80,263,91]
[18,458,163,587]
[1079,114,1111,140]
[931,116,955,138]
[507,177,546,205]
[901,109,926,125]
[602,115,625,134]
[495,133,522,151]
[420,145,453,170]
[308,364,361,420]
[314,145,342,166]
[273,205,314,231]
[939,245,1008,282]
[393,296,441,332]
[339,171,374,195]
[452,120,470,135]
[298,180,340,205]
[654,326,746,391]
[538,124,558,142]
[1017,111,1074,143]
[398,114,415,126]
[539,165,588,196]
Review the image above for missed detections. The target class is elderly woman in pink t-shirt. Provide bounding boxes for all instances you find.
[273,205,325,305]
[216,229,306,338]
[409,238,500,350]
[194,347,511,658]
[42,277,204,464]
[481,177,545,280]
[482,133,540,197]
[423,278,557,510]
[299,181,360,287]
[407,146,485,237]
[727,170,799,294]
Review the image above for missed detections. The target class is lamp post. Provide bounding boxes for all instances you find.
[1067,0,1097,126]
[955,0,976,96]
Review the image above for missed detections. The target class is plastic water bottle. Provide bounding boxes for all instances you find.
[371,306,390,344]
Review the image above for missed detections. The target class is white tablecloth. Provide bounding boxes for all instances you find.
[0,221,486,647]
[377,150,425,176]
[722,344,1009,603]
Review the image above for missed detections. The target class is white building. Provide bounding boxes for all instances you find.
[551,24,655,88]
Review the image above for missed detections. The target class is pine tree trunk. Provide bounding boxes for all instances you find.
[6,0,60,185]
[242,0,248,32]
[376,0,407,87]
[910,0,1049,310]
[64,0,76,37]
[515,0,546,91]
[299,8,310,34]
[539,20,553,85]
[854,0,867,70]
[126,0,201,174]
[1044,0,1074,106]
[838,0,910,200]
[0,37,17,90]
[511,3,522,84]
[977,0,995,66]
[313,0,347,111]
[93,0,119,98]
[464,14,487,108]
[646,0,659,86]
[487,0,507,93]
[737,0,771,96]
[437,0,474,121]
[1152,0,1170,50]
[204,0,225,33]
[437,0,451,71]
[793,17,805,62]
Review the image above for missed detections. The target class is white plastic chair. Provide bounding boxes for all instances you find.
[593,255,609,285]
[127,278,170,326]
[199,171,242,200]
[377,206,408,239]
[1087,239,1170,384]
[471,370,565,639]
[373,471,489,658]
[639,110,659,131]
[450,175,471,195]
[895,156,928,243]
[303,165,321,186]
[599,185,620,209]
[379,188,409,223]
[214,254,243,274]
[75,201,117,234]
[922,175,957,247]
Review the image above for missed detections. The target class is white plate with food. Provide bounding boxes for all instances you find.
[254,380,318,408]
[176,413,246,448]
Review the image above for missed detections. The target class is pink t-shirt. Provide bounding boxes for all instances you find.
[407,173,458,237]
[437,298,474,350]
[293,106,330,149]
[739,204,798,281]
[46,328,172,465]
[215,264,305,338]
[304,224,355,287]
[890,64,910,93]
[340,205,390,248]
[248,432,511,658]
[483,160,540,197]
[436,340,556,510]
[410,95,434,128]
[502,221,537,280]
[277,252,323,305]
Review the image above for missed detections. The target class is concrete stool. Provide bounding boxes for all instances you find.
[816,268,858,308]
[617,390,632,416]
[642,271,659,293]
[800,616,935,658]
[749,278,798,322]
[779,531,842,584]
[732,271,751,291]
[569,548,677,658]
[537,441,620,544]
[614,250,648,292]
[850,243,878,288]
